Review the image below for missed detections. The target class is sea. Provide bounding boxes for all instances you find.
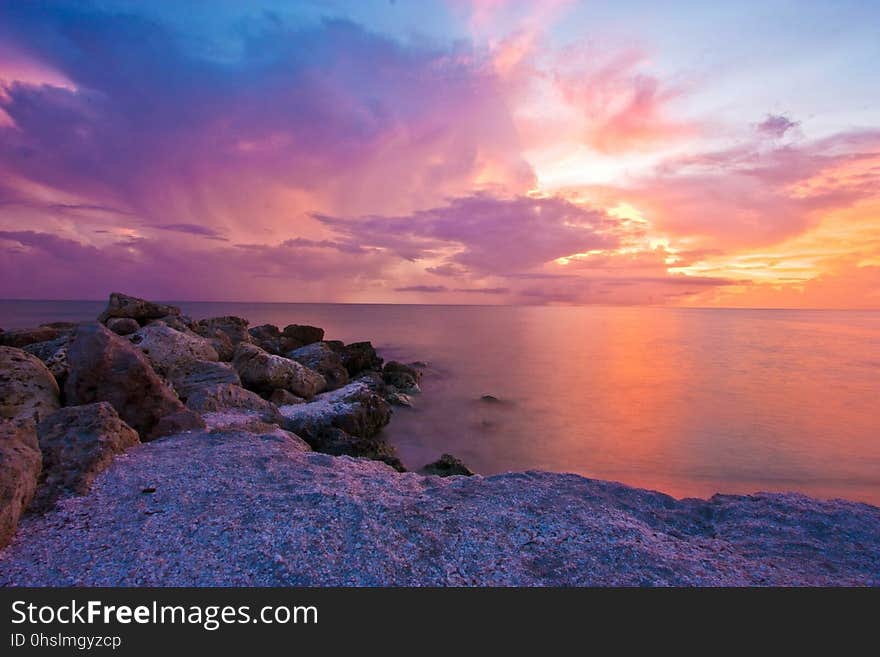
[2,300,879,505]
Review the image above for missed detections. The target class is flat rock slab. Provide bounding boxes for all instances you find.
[0,432,877,586]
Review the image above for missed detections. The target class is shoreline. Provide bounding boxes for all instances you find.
[1,292,878,586]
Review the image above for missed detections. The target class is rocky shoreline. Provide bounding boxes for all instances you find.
[1,293,879,585]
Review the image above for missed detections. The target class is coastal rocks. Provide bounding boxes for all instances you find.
[64,323,191,441]
[480,395,502,404]
[288,342,349,390]
[33,402,139,511]
[281,324,324,351]
[382,361,422,393]
[105,317,140,336]
[128,322,219,376]
[0,421,41,549]
[0,325,68,349]
[423,454,474,477]
[148,408,206,438]
[98,292,181,325]
[268,389,304,406]
[0,347,61,424]
[328,341,383,376]
[233,343,326,399]
[185,384,282,425]
[248,324,283,354]
[22,337,69,385]
[168,360,240,401]
[193,317,251,361]
[278,381,397,467]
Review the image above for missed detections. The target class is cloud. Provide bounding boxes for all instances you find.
[755,114,799,139]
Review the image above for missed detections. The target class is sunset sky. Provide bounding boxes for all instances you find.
[1,0,878,307]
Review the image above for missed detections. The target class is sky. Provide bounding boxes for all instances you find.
[0,0,878,307]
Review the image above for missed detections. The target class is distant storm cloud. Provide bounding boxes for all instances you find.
[755,114,800,138]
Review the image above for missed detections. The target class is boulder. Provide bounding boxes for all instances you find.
[185,383,283,424]
[287,342,349,390]
[0,347,61,424]
[151,314,194,332]
[0,326,67,349]
[233,343,326,399]
[248,324,282,354]
[105,317,140,336]
[149,408,205,437]
[280,324,324,352]
[382,361,422,393]
[278,381,392,444]
[97,292,181,325]
[168,360,240,401]
[268,389,305,406]
[385,390,414,407]
[33,402,139,510]
[193,317,251,356]
[128,321,219,376]
[304,426,404,471]
[22,337,69,383]
[423,454,474,477]
[328,341,383,376]
[0,420,41,548]
[64,323,190,441]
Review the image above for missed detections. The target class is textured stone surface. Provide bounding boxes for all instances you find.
[0,347,61,424]
[186,383,282,425]
[128,322,219,376]
[98,292,181,325]
[168,361,240,401]
[34,403,139,510]
[233,343,326,399]
[423,454,474,477]
[105,317,140,336]
[0,326,68,349]
[288,342,349,390]
[0,431,877,586]
[64,323,188,441]
[0,421,41,549]
[193,317,250,361]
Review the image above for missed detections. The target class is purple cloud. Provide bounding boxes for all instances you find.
[755,114,799,138]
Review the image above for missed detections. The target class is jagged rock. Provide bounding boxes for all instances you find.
[203,417,311,450]
[64,323,190,441]
[385,390,414,407]
[279,382,391,447]
[193,317,250,361]
[248,324,282,354]
[233,343,326,399]
[0,347,61,424]
[33,402,139,510]
[149,408,205,437]
[128,321,218,376]
[327,341,383,376]
[186,383,283,424]
[0,420,41,548]
[105,317,140,336]
[152,314,194,332]
[168,361,240,401]
[280,324,324,352]
[382,361,422,393]
[303,426,403,471]
[288,342,349,390]
[423,454,474,477]
[268,389,305,406]
[22,337,69,383]
[97,292,181,325]
[0,326,67,349]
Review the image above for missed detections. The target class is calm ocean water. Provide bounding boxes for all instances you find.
[2,300,879,504]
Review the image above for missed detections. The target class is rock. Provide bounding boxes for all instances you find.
[278,381,392,449]
[204,417,311,450]
[193,317,250,360]
[22,337,69,383]
[33,402,139,510]
[382,361,421,392]
[480,395,502,403]
[128,321,219,376]
[98,292,181,325]
[168,360,240,401]
[385,390,414,407]
[0,420,41,549]
[233,343,326,399]
[268,389,305,406]
[149,408,205,437]
[328,341,383,376]
[0,347,61,424]
[0,326,66,349]
[423,454,474,477]
[280,324,324,352]
[105,317,140,336]
[305,426,404,471]
[288,342,349,390]
[186,384,283,425]
[64,323,190,441]
[42,322,78,331]
[152,314,194,332]
[248,324,283,354]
